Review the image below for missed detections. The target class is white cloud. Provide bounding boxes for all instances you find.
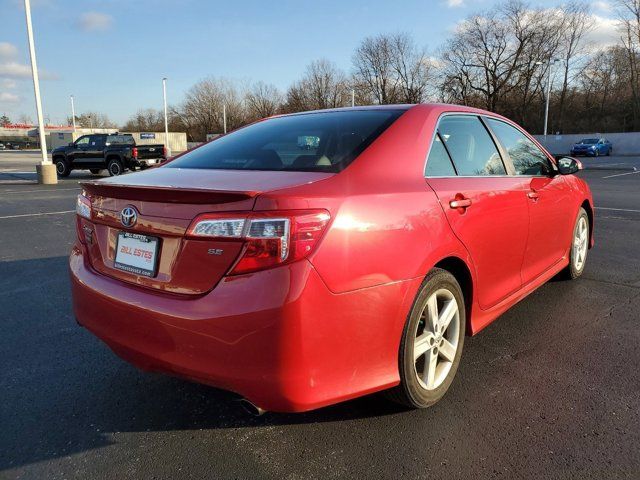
[0,92,20,103]
[0,61,57,80]
[592,1,613,13]
[0,42,18,60]
[1,78,17,89]
[77,12,113,32]
[447,0,464,6]
[586,14,620,49]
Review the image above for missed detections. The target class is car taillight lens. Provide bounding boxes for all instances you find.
[76,194,92,219]
[163,146,167,158]
[186,210,331,275]
[132,147,138,159]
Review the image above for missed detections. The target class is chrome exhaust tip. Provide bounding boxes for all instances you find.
[238,398,266,416]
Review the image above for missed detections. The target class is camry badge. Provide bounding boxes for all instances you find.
[120,206,138,228]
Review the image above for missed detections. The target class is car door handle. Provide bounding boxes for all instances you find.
[449,198,472,209]
[527,191,539,200]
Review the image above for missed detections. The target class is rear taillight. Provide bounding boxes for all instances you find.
[163,146,167,158]
[76,194,92,219]
[186,210,331,275]
[132,147,138,159]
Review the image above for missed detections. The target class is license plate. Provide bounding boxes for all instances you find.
[114,232,160,277]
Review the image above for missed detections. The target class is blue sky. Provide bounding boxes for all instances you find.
[0,0,618,125]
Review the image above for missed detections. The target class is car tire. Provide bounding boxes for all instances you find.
[606,148,611,156]
[89,169,103,175]
[563,207,589,280]
[594,149,599,157]
[55,158,71,177]
[107,158,124,176]
[386,268,465,409]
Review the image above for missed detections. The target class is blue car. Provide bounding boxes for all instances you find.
[570,137,612,156]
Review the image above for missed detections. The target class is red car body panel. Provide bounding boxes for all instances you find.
[70,103,594,412]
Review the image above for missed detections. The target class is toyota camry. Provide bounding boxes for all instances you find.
[70,104,594,413]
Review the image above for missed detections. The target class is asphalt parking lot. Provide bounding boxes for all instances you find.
[1,151,639,479]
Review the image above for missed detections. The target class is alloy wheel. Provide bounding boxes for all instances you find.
[573,216,588,271]
[413,288,460,390]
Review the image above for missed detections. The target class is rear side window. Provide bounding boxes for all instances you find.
[485,118,552,176]
[425,134,456,177]
[438,116,506,176]
[166,109,405,173]
[107,135,135,145]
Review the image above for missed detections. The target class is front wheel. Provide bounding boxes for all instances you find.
[563,208,589,279]
[107,158,124,176]
[386,268,465,408]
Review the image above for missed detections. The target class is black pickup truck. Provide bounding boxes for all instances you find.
[52,133,166,177]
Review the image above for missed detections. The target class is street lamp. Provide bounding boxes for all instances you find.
[23,0,56,184]
[537,58,561,137]
[162,78,171,157]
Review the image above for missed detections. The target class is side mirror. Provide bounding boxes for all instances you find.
[68,142,74,147]
[557,157,582,175]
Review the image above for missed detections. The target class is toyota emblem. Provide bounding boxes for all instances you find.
[120,206,138,228]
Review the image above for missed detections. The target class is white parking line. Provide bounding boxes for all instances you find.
[1,187,80,194]
[0,210,74,220]
[602,170,640,179]
[596,207,640,213]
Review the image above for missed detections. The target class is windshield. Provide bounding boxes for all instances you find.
[166,109,406,173]
[580,138,599,144]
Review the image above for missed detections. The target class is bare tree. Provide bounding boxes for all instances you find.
[555,1,593,131]
[245,82,282,120]
[389,33,432,103]
[284,59,350,112]
[66,112,117,129]
[174,77,247,141]
[353,34,400,104]
[616,0,640,129]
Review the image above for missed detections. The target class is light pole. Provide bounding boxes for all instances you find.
[351,89,355,107]
[162,78,171,157]
[70,95,76,131]
[541,58,560,138]
[223,104,227,134]
[23,0,56,184]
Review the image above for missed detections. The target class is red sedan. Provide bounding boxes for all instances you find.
[70,104,594,413]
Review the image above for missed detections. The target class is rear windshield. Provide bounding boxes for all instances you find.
[106,135,135,145]
[166,109,405,173]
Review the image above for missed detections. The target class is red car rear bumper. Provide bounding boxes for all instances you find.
[70,243,419,412]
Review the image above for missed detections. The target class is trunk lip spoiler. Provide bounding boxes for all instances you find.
[80,181,257,204]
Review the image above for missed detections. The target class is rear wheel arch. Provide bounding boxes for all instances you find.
[433,256,473,335]
[580,200,594,248]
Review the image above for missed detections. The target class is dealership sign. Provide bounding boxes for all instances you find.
[140,133,156,139]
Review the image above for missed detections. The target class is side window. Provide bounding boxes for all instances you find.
[75,136,89,147]
[425,133,456,176]
[486,118,552,176]
[88,136,102,147]
[438,116,506,176]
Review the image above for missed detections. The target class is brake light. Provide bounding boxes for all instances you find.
[186,210,331,275]
[132,147,138,159]
[76,194,92,219]
[163,146,167,158]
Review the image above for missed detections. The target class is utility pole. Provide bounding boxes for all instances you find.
[70,95,76,131]
[24,0,56,184]
[162,78,171,157]
[351,89,355,108]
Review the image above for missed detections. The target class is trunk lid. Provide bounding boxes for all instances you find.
[80,167,333,295]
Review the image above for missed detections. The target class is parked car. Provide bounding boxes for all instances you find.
[570,137,612,156]
[52,133,166,177]
[70,105,594,413]
[0,142,5,150]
